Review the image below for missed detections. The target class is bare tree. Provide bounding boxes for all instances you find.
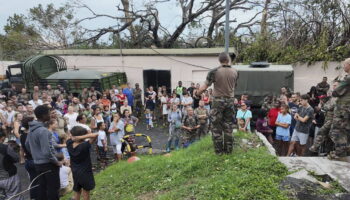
[121,0,137,41]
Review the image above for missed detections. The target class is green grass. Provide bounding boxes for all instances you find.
[64,132,289,200]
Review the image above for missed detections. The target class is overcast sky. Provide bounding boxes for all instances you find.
[0,0,260,38]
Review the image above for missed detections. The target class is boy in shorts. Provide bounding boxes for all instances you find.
[67,126,98,200]
[287,94,314,156]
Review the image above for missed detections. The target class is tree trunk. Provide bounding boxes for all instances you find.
[121,0,136,42]
[260,0,271,37]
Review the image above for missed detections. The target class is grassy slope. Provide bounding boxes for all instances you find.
[65,132,289,200]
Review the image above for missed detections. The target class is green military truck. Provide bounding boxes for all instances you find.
[235,62,294,106]
[3,55,127,94]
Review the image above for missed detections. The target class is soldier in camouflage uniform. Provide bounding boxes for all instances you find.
[181,107,200,148]
[327,59,350,160]
[196,52,238,154]
[195,100,209,139]
[309,95,336,153]
[133,83,143,118]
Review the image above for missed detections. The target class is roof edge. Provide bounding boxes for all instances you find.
[41,48,236,56]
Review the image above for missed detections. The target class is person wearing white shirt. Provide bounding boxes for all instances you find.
[57,154,73,196]
[28,94,43,109]
[75,114,92,133]
[181,92,193,115]
[170,93,180,107]
[64,106,78,130]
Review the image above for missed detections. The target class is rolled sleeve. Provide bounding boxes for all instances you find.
[205,68,217,87]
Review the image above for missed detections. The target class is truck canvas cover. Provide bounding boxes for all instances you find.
[234,64,294,106]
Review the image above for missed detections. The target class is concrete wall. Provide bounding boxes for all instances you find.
[62,55,218,91]
[63,56,346,94]
[293,62,345,94]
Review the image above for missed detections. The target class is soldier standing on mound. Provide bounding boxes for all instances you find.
[327,58,350,161]
[196,52,238,155]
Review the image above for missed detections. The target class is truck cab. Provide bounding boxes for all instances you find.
[6,64,24,91]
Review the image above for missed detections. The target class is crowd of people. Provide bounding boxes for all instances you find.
[0,80,217,200]
[0,55,349,200]
[258,72,350,160]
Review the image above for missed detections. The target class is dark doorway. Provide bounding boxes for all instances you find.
[143,70,171,93]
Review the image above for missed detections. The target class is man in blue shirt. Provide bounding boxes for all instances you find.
[123,83,134,107]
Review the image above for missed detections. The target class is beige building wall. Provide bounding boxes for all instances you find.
[63,56,346,94]
[62,55,218,91]
[1,55,341,94]
[293,62,345,94]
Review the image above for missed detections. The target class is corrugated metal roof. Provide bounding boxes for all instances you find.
[42,48,236,56]
[45,69,114,79]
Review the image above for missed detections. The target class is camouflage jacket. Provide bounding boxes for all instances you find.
[194,107,209,124]
[182,115,199,130]
[322,97,336,122]
[332,75,350,104]
[133,88,142,101]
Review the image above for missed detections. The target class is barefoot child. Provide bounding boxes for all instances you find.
[67,126,98,200]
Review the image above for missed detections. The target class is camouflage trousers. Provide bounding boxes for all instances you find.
[328,104,350,158]
[182,130,197,147]
[210,97,235,154]
[133,100,143,118]
[197,123,209,139]
[312,120,332,150]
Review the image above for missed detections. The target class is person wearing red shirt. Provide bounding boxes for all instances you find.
[117,93,126,106]
[268,101,281,138]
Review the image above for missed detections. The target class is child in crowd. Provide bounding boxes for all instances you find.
[5,106,15,140]
[48,119,65,153]
[275,104,292,156]
[103,105,111,128]
[145,109,153,130]
[60,133,70,166]
[67,126,98,200]
[160,93,169,126]
[57,153,73,196]
[237,118,246,132]
[145,96,155,119]
[97,122,108,168]
[256,110,274,144]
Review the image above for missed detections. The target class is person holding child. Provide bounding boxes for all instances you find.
[236,102,252,132]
